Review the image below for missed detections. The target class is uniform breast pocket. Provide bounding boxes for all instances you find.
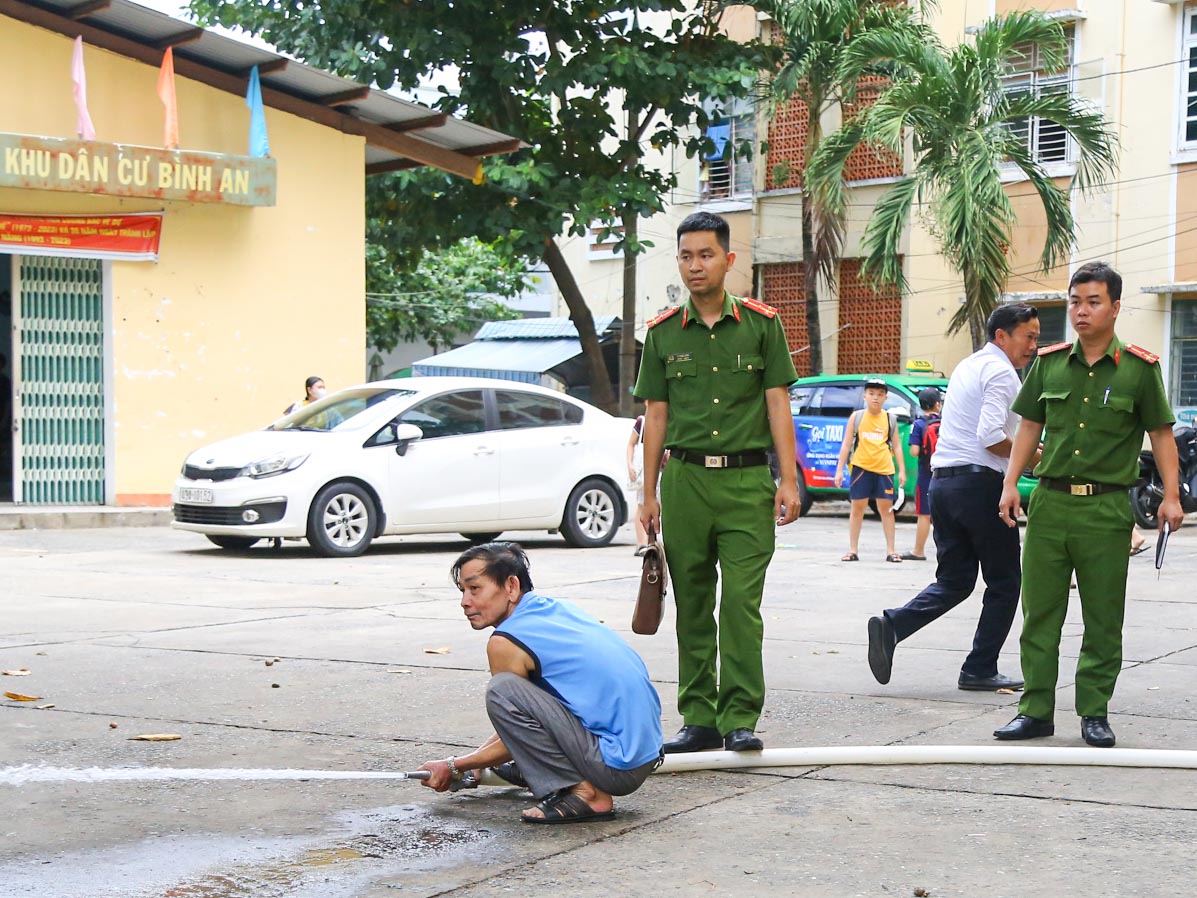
[1038,389,1070,405]
[733,355,765,375]
[665,358,697,380]
[1091,394,1134,433]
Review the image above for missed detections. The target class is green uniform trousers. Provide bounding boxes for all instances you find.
[660,459,776,733]
[1018,487,1134,720]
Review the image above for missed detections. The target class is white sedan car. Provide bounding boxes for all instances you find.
[171,377,635,557]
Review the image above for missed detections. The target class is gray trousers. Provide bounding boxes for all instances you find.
[485,673,659,800]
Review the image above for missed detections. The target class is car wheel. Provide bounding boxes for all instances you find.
[206,535,260,550]
[560,478,620,548]
[460,532,503,544]
[796,467,813,517]
[307,481,376,558]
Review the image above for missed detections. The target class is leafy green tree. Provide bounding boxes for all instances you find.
[189,0,770,411]
[808,11,1117,348]
[753,0,931,374]
[366,237,526,356]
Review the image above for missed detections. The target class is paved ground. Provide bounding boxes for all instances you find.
[2,512,1195,898]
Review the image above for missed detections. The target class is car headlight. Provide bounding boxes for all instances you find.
[240,453,309,479]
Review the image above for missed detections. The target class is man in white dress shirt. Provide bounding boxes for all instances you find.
[867,304,1042,689]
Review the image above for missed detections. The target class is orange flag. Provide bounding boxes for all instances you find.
[157,47,179,149]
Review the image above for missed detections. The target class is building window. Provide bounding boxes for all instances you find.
[585,222,623,261]
[1172,297,1197,408]
[1035,304,1067,344]
[1001,24,1075,164]
[1181,9,1197,149]
[699,112,754,203]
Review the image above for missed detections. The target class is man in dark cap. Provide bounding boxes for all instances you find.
[867,303,1041,690]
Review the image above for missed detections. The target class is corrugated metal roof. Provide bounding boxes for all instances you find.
[475,316,620,340]
[6,0,522,177]
[411,338,584,377]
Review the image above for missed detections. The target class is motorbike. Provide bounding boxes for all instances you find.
[1129,424,1197,529]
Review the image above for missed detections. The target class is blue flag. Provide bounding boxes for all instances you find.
[246,65,270,158]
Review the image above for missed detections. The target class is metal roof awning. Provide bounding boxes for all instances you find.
[1141,282,1197,294]
[1,0,523,178]
[412,339,585,384]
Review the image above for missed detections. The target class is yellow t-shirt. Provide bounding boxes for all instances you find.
[849,410,896,475]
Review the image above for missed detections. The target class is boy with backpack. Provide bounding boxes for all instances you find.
[834,378,907,562]
[902,387,943,561]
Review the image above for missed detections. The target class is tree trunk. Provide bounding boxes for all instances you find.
[619,208,638,417]
[542,238,616,412]
[801,189,824,375]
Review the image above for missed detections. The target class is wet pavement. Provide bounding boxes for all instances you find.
[2,516,1196,897]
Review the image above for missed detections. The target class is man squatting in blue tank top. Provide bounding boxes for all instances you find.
[418,542,663,824]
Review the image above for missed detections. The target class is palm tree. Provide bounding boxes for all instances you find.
[806,11,1118,348]
[755,0,932,374]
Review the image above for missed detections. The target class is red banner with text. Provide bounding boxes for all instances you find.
[0,212,163,261]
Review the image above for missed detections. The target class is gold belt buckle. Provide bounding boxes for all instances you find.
[705,455,726,468]
[1070,483,1094,496]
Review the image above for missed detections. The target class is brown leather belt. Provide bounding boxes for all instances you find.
[1038,478,1127,497]
[671,449,769,469]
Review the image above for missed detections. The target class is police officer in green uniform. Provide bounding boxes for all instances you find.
[996,262,1184,747]
[634,211,799,754]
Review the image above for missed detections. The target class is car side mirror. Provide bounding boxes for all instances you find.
[393,423,424,456]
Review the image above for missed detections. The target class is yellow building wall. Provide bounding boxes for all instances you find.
[1003,178,1073,294]
[0,17,365,503]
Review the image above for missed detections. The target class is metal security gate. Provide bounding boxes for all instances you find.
[12,256,106,504]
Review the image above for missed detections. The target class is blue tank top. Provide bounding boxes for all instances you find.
[495,593,662,770]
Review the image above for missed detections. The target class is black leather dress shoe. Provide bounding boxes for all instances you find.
[1081,716,1116,747]
[662,724,722,754]
[723,728,764,752]
[958,672,1025,692]
[993,714,1054,740]
[867,614,896,685]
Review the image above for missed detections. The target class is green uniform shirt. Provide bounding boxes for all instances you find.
[1012,334,1175,486]
[634,292,798,453]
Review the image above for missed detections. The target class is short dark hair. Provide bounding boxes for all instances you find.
[305,376,323,391]
[677,211,731,253]
[917,387,942,411]
[987,302,1039,341]
[450,541,534,594]
[1069,261,1122,302]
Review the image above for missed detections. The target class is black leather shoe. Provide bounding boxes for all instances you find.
[723,728,764,752]
[662,724,722,754]
[958,672,1025,692]
[993,714,1054,740]
[867,614,896,685]
[1081,716,1116,748]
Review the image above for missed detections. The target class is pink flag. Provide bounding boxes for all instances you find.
[71,36,96,140]
[157,46,179,149]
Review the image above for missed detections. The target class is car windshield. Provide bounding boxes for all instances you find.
[270,388,416,432]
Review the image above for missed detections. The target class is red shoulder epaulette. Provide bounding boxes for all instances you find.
[646,306,682,328]
[1125,343,1160,364]
[739,297,777,318]
[1037,342,1070,355]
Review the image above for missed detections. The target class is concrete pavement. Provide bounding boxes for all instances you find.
[1,514,1195,897]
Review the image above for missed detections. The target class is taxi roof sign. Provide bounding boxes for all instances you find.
[905,359,934,373]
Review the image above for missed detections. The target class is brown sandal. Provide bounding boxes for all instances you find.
[841,552,859,562]
[886,553,903,563]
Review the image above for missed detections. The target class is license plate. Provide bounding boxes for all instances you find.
[179,488,214,504]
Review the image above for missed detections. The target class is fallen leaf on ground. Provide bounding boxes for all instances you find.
[4,692,42,701]
[129,734,182,741]
[2,669,31,676]
[387,669,413,674]
[423,647,451,655]
[996,688,1016,695]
